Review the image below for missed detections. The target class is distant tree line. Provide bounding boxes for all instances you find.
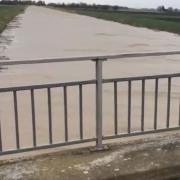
[0,0,45,6]
[0,1,179,13]
[157,5,180,13]
[0,0,129,11]
[47,2,129,11]
[48,3,180,14]
[46,3,180,13]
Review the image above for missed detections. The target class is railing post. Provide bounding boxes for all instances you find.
[92,57,107,150]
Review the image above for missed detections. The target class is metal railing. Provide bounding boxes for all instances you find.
[0,51,180,155]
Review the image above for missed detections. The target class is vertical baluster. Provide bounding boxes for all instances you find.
[0,121,2,152]
[167,77,171,128]
[13,91,20,149]
[141,79,145,132]
[154,78,158,130]
[31,89,36,147]
[128,81,131,134]
[47,88,52,144]
[95,59,103,149]
[114,81,118,135]
[179,99,180,127]
[79,84,83,140]
[64,86,68,142]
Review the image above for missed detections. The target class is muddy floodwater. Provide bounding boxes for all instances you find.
[0,6,180,154]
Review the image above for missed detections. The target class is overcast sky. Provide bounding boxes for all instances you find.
[45,0,180,9]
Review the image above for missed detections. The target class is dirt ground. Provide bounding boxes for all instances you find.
[0,6,180,154]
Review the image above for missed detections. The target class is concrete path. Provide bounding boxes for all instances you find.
[0,6,180,155]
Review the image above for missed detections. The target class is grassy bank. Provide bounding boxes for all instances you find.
[60,8,180,34]
[0,5,26,33]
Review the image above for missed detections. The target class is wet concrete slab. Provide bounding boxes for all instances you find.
[0,131,180,180]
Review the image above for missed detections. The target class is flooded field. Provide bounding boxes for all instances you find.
[0,6,180,153]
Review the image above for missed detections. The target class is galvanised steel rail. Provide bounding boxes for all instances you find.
[0,51,180,66]
[0,51,180,155]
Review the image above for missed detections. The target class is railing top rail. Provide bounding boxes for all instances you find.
[0,51,180,66]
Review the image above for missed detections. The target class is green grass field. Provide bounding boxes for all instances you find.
[0,5,26,33]
[65,8,180,34]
